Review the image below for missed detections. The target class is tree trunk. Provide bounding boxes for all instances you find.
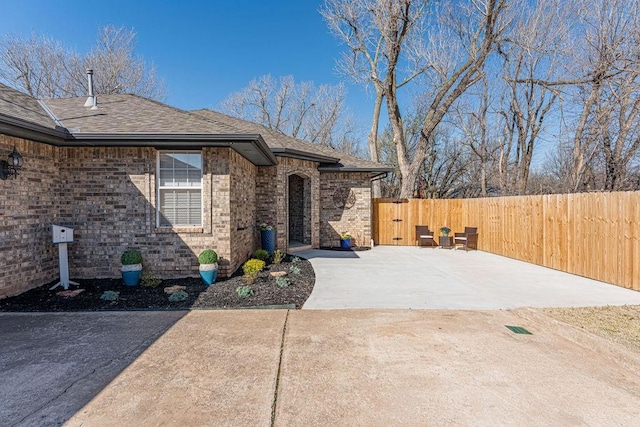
[368,91,384,198]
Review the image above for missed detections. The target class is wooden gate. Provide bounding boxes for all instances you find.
[372,198,410,245]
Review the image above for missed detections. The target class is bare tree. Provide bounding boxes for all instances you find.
[220,74,363,155]
[324,0,510,198]
[401,0,511,198]
[569,0,640,191]
[81,25,166,99]
[321,0,429,198]
[493,0,574,194]
[0,25,165,99]
[566,0,640,191]
[0,34,77,98]
[451,77,501,197]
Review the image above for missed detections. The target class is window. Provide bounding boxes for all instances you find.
[157,151,202,227]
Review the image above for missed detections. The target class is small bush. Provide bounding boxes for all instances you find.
[236,285,254,298]
[100,290,119,301]
[290,265,301,275]
[275,276,291,288]
[272,249,285,265]
[141,270,162,288]
[290,256,301,264]
[168,290,188,302]
[198,249,218,264]
[121,249,142,265]
[252,249,270,262]
[243,258,265,284]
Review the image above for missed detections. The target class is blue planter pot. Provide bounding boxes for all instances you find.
[199,269,218,286]
[340,238,351,250]
[261,229,276,254]
[121,270,141,286]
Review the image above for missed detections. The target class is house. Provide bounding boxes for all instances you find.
[0,82,390,298]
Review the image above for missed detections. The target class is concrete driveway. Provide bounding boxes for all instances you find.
[301,246,640,309]
[3,309,640,426]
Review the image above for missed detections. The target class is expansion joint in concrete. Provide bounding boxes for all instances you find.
[271,309,290,427]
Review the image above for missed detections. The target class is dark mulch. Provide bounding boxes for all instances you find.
[0,255,314,312]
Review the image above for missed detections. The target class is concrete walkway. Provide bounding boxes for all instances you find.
[3,310,640,426]
[301,246,640,309]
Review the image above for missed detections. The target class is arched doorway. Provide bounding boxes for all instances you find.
[288,173,311,249]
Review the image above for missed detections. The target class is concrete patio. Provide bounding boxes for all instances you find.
[301,246,640,309]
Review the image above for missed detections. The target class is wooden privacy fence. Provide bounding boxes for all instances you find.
[373,192,640,291]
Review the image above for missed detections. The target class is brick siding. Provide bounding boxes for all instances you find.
[319,172,372,248]
[0,136,60,296]
[1,135,374,298]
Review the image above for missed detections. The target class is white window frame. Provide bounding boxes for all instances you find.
[156,150,203,227]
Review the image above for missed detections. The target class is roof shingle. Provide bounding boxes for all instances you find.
[0,83,58,130]
[192,109,390,172]
[43,94,243,134]
[0,85,390,172]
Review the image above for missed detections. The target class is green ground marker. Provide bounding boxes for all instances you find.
[505,325,532,335]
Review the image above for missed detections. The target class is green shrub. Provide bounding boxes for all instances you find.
[243,258,265,284]
[275,277,291,288]
[168,290,188,302]
[272,249,285,265]
[141,270,162,288]
[100,290,119,301]
[198,249,218,264]
[121,249,142,265]
[289,265,301,275]
[291,256,301,264]
[252,249,270,262]
[236,285,254,298]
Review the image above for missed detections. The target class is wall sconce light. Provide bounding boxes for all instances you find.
[0,146,24,180]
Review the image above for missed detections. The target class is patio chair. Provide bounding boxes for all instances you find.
[454,227,478,250]
[415,225,435,247]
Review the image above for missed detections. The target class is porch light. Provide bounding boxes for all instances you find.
[0,146,24,180]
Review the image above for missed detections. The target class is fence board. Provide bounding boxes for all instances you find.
[372,191,640,291]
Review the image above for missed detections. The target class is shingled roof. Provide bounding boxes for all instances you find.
[192,109,391,173]
[0,85,390,173]
[0,84,57,129]
[43,94,242,135]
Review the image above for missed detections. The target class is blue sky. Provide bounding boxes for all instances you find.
[0,0,372,121]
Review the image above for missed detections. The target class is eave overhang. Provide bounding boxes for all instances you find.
[271,147,340,163]
[0,117,277,166]
[0,112,70,144]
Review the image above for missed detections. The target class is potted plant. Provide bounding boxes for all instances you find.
[121,249,142,286]
[258,222,276,255]
[198,249,218,286]
[340,232,352,250]
[439,227,452,248]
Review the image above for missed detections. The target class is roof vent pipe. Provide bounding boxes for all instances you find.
[84,69,97,108]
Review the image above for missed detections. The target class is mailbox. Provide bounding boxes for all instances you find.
[52,225,74,244]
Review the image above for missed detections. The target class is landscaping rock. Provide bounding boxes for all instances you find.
[57,289,85,297]
[164,285,187,295]
[270,271,288,277]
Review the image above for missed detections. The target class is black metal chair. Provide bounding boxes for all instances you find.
[454,227,478,250]
[415,225,435,247]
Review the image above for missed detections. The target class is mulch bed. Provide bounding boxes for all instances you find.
[0,255,314,312]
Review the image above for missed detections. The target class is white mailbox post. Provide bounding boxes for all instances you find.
[50,225,79,290]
